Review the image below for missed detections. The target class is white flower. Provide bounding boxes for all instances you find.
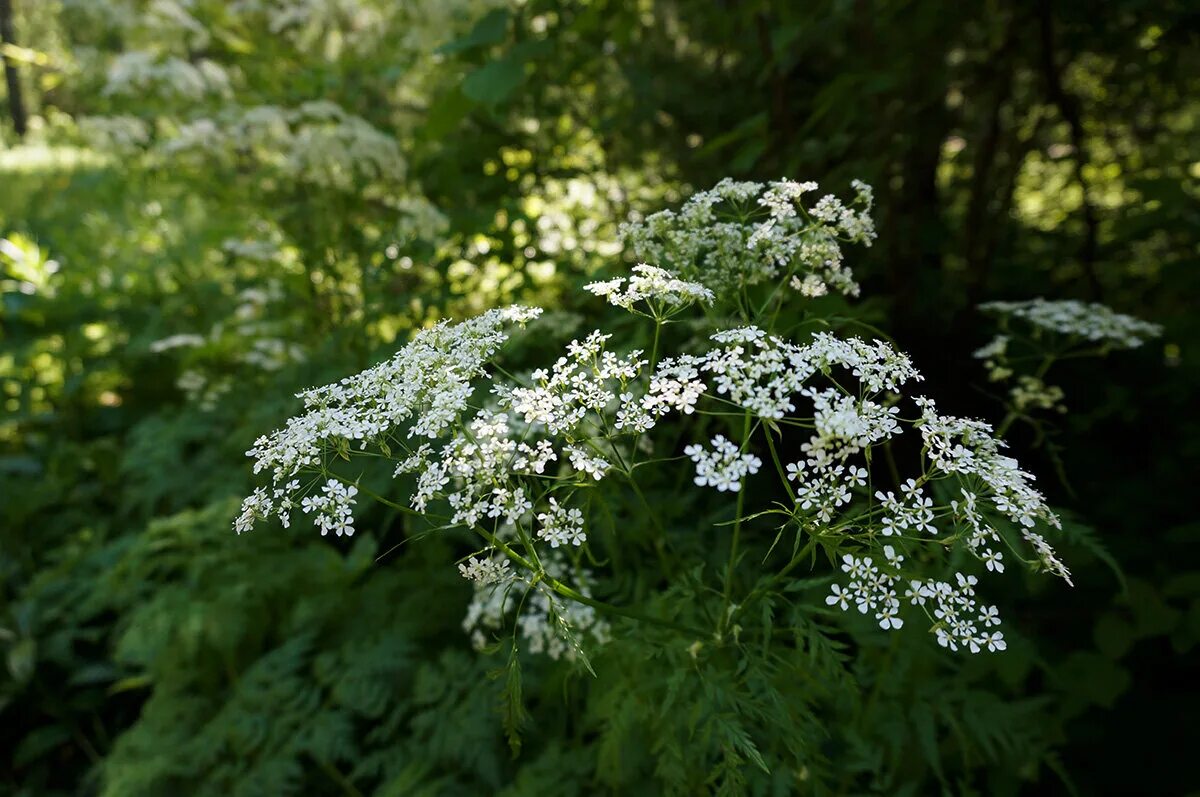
[79,114,152,153]
[711,327,767,344]
[876,604,904,630]
[973,334,1009,360]
[826,583,850,610]
[565,445,610,480]
[537,498,587,548]
[458,556,512,585]
[299,479,358,537]
[981,550,1004,573]
[685,435,762,492]
[792,273,829,297]
[829,566,1007,653]
[105,51,230,100]
[1010,375,1066,412]
[237,264,1076,659]
[506,330,646,434]
[237,307,540,534]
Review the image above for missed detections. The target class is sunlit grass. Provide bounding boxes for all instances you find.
[0,144,109,175]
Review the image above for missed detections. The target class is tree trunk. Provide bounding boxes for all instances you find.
[0,0,28,138]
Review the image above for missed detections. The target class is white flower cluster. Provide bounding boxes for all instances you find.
[826,547,908,631]
[395,412,538,527]
[300,479,359,537]
[238,289,1077,658]
[504,328,706,442]
[974,334,1012,382]
[620,178,874,301]
[104,51,231,100]
[149,333,205,353]
[239,308,712,656]
[144,0,211,48]
[382,327,707,545]
[910,573,1006,653]
[684,435,763,492]
[462,555,610,659]
[803,387,902,465]
[874,479,937,536]
[230,0,392,53]
[975,300,1160,420]
[694,327,920,421]
[828,551,1006,652]
[507,331,646,435]
[458,555,511,585]
[674,327,1070,649]
[564,445,611,481]
[584,263,714,314]
[914,397,1070,583]
[162,102,407,191]
[979,298,1162,349]
[788,461,866,523]
[176,369,232,411]
[537,498,586,548]
[1009,375,1066,413]
[235,306,540,533]
[78,115,151,153]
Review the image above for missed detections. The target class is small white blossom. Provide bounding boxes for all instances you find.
[537,498,587,548]
[458,556,512,585]
[299,479,358,537]
[684,435,762,492]
[565,445,610,480]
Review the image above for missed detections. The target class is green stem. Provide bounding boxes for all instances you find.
[763,423,796,502]
[740,536,821,610]
[775,536,821,583]
[649,317,662,374]
[633,318,664,466]
[338,477,449,523]
[720,412,754,630]
[311,755,364,797]
[996,353,1057,438]
[882,440,902,488]
[995,411,1019,438]
[625,475,675,577]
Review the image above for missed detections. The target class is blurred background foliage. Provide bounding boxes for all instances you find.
[0,0,1197,794]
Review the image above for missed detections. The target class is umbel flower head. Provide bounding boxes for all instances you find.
[979,298,1162,349]
[236,177,1084,662]
[234,305,542,534]
[620,178,875,303]
[974,298,1162,416]
[584,263,714,317]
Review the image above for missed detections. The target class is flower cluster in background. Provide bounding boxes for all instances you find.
[980,298,1163,349]
[620,178,874,302]
[975,298,1161,421]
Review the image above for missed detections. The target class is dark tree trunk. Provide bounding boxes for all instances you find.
[0,0,28,138]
